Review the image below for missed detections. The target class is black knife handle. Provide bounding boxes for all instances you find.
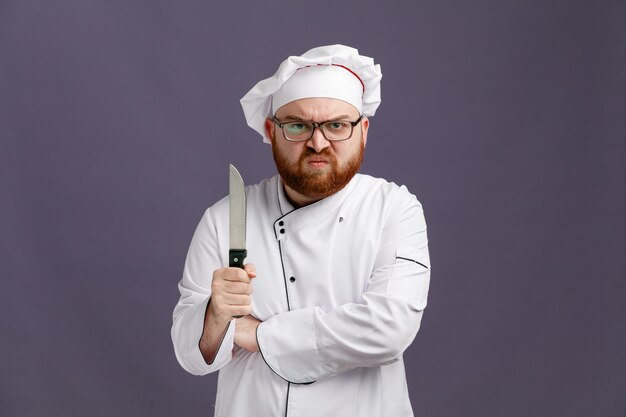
[229,249,247,268]
[229,249,247,318]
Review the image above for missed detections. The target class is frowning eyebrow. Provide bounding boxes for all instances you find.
[281,114,354,121]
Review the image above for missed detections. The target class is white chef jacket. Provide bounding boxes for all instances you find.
[172,173,430,417]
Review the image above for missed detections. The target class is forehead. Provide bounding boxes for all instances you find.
[275,97,360,120]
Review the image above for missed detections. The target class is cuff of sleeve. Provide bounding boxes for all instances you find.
[176,297,235,375]
[256,308,325,384]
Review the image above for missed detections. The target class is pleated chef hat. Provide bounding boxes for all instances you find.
[240,44,382,144]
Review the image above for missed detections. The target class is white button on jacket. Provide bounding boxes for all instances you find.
[172,174,431,417]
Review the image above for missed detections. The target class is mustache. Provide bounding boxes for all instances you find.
[303,147,332,157]
[300,147,336,163]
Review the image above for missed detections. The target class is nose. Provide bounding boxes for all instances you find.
[306,126,331,153]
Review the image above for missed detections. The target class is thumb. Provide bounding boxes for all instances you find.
[243,263,257,279]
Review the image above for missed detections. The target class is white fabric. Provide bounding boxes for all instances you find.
[271,64,364,114]
[171,174,430,417]
[240,44,382,144]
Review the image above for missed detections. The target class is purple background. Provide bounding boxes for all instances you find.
[1,1,624,416]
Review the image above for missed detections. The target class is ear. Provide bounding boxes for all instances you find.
[360,117,369,148]
[265,117,275,145]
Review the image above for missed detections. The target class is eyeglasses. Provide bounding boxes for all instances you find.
[272,115,363,142]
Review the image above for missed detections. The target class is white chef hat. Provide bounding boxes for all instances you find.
[240,44,382,144]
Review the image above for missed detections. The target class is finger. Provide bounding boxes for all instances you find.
[232,305,253,317]
[208,299,252,321]
[219,293,252,306]
[212,279,251,297]
[213,267,248,284]
[243,263,257,278]
[222,268,251,283]
[220,305,253,318]
[222,282,253,295]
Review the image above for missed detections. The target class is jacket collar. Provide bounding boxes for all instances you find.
[273,174,362,240]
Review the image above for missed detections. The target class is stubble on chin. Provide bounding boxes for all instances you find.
[272,144,365,201]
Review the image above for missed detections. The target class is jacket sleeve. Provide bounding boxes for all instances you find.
[256,191,431,384]
[171,206,235,375]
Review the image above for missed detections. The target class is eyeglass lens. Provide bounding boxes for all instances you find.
[283,121,354,141]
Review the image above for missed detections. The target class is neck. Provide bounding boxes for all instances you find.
[282,183,321,208]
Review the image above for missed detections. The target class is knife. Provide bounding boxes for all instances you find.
[229,164,247,318]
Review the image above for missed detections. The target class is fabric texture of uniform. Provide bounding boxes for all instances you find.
[171,174,430,417]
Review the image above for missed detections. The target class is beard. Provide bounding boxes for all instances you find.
[272,143,365,201]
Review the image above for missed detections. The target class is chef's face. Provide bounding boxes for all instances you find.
[265,97,369,204]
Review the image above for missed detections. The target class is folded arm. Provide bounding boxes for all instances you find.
[256,195,430,383]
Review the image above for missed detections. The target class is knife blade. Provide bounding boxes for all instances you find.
[229,164,247,318]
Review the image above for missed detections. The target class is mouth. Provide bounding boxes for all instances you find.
[300,149,334,170]
[306,158,330,168]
